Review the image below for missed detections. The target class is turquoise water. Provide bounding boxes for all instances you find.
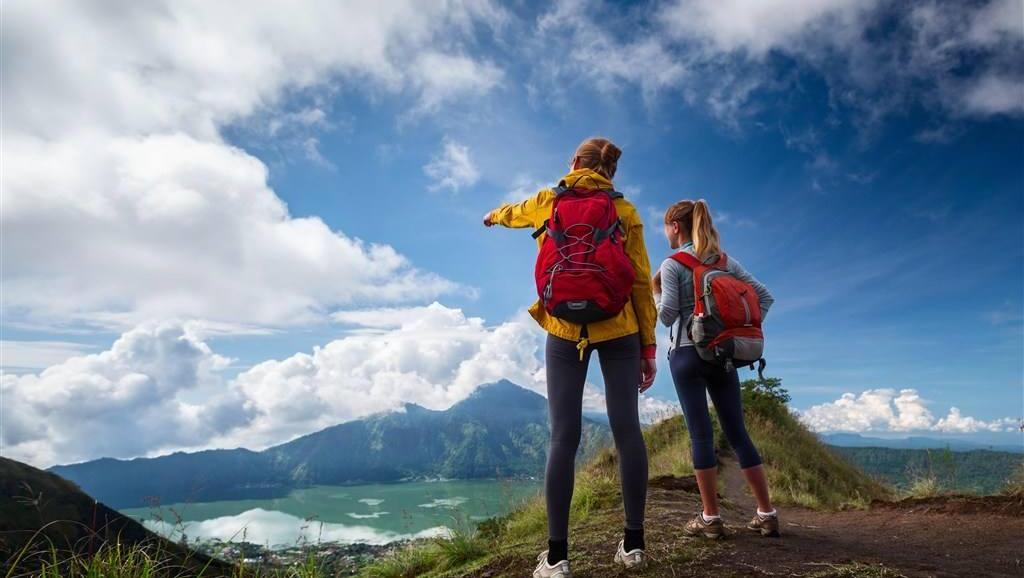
[121,479,540,548]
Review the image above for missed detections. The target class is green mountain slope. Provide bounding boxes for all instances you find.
[0,457,232,577]
[51,381,610,508]
[828,445,1024,494]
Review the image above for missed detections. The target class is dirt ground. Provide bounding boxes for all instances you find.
[474,460,1024,578]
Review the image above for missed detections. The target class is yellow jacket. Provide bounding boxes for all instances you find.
[489,168,658,359]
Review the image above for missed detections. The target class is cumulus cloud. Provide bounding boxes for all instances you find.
[799,388,1018,434]
[1,323,250,467]
[4,133,460,328]
[4,303,674,467]
[2,0,505,330]
[423,139,481,192]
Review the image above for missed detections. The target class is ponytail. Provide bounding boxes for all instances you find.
[691,199,720,259]
[664,198,722,259]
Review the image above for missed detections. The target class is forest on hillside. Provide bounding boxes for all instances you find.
[829,445,1023,494]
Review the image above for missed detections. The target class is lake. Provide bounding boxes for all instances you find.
[121,479,541,549]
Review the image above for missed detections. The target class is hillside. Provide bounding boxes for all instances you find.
[829,445,1024,494]
[360,378,1024,578]
[821,433,1024,453]
[0,457,232,577]
[52,380,610,508]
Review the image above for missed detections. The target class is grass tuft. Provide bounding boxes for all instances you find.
[805,562,908,578]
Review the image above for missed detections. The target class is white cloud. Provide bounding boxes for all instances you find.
[799,388,1018,434]
[1,323,250,467]
[3,304,678,467]
[502,175,550,204]
[141,508,447,547]
[424,139,481,192]
[4,133,461,329]
[962,74,1024,116]
[0,340,96,371]
[660,0,874,56]
[933,408,1018,434]
[410,52,504,115]
[3,0,507,138]
[2,0,506,331]
[534,0,1024,127]
[532,0,687,104]
[222,304,547,449]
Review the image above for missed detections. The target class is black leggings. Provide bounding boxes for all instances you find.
[544,332,648,541]
[669,346,763,470]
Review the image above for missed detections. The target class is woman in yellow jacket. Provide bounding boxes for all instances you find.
[484,137,657,576]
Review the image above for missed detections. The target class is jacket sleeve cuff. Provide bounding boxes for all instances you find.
[641,344,657,359]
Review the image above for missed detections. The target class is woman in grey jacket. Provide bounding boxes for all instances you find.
[654,199,780,539]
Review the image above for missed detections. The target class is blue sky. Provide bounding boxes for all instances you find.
[3,0,1022,466]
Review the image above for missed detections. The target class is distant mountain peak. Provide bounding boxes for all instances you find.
[453,380,545,413]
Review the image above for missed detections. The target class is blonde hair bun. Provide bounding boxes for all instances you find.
[600,142,621,164]
[574,137,621,180]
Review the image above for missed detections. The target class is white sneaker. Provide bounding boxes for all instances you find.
[613,539,647,570]
[533,550,572,578]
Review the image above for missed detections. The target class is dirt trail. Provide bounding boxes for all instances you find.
[690,459,1024,577]
[476,461,1024,578]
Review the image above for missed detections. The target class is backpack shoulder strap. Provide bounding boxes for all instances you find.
[607,189,624,199]
[669,251,702,270]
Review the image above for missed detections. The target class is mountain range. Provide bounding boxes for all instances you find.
[51,380,610,509]
[820,432,1023,453]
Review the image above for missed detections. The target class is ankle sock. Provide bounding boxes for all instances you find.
[701,512,721,523]
[547,539,568,565]
[757,508,777,519]
[623,527,645,552]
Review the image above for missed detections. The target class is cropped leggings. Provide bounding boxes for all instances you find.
[669,345,763,470]
[545,333,648,540]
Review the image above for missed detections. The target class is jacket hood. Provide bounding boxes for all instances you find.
[558,168,615,191]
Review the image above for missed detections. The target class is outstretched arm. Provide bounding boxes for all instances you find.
[484,189,552,229]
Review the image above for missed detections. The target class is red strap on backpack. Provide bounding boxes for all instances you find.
[669,252,727,315]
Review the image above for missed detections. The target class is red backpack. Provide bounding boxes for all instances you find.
[533,185,635,325]
[670,252,766,377]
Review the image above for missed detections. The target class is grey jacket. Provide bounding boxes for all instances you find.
[655,243,774,349]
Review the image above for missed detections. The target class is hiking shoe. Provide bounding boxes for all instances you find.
[747,512,781,537]
[683,513,725,539]
[533,551,571,578]
[613,539,646,570]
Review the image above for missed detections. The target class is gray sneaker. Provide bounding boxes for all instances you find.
[683,513,726,539]
[747,512,781,537]
[533,551,572,578]
[613,539,647,570]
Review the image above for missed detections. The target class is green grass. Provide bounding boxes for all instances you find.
[804,562,908,578]
[904,475,941,498]
[8,540,339,578]
[1001,463,1024,498]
